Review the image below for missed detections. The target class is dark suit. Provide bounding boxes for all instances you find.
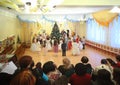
[61,43,67,56]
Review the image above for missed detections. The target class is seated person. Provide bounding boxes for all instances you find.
[58,58,74,77]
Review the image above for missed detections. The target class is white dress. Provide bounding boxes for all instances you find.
[58,40,63,51]
[30,42,41,51]
[79,41,83,50]
[72,42,80,55]
[46,39,52,51]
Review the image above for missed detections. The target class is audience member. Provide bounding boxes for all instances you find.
[94,59,113,75]
[92,69,115,85]
[113,67,120,85]
[81,56,93,74]
[53,75,69,85]
[115,55,120,68]
[58,58,74,77]
[32,62,50,85]
[106,58,117,68]
[43,61,62,84]
[10,69,36,85]
[69,63,91,85]
[0,72,13,85]
[13,55,34,76]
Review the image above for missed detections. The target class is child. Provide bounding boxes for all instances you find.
[53,39,58,56]
[46,37,52,51]
[61,40,67,56]
[42,41,47,56]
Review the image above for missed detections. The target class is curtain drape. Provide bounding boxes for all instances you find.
[87,19,107,44]
[109,16,120,48]
[87,16,120,48]
[93,10,118,27]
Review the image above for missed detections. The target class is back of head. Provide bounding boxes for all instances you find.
[19,55,33,69]
[63,58,70,66]
[81,56,89,63]
[43,61,56,74]
[35,62,42,69]
[106,58,116,66]
[97,69,111,81]
[75,63,86,76]
[10,69,36,85]
[113,67,120,85]
[101,59,107,64]
[116,55,120,62]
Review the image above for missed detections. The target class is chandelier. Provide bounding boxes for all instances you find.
[0,0,64,13]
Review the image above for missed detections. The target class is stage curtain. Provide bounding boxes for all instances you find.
[93,10,118,27]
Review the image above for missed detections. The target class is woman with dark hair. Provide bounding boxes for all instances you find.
[92,69,115,85]
[69,63,91,85]
[13,55,34,76]
[32,62,50,85]
[10,69,36,85]
[94,59,112,75]
[81,56,93,74]
[106,58,117,68]
[43,61,62,84]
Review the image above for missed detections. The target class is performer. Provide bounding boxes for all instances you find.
[58,39,63,51]
[72,39,80,56]
[67,37,72,50]
[30,38,41,52]
[79,40,83,50]
[82,36,86,50]
[61,40,67,56]
[42,41,47,56]
[53,39,58,56]
[46,37,52,51]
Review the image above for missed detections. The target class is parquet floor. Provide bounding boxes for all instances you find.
[23,45,116,68]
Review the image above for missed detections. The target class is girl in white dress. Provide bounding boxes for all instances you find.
[30,38,41,52]
[58,39,63,51]
[46,37,52,51]
[72,40,80,56]
[79,40,83,50]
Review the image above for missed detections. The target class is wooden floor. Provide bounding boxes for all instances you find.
[24,45,116,68]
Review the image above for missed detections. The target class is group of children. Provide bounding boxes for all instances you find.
[30,32,86,56]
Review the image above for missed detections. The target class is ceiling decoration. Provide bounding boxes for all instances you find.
[0,0,23,11]
[0,0,64,13]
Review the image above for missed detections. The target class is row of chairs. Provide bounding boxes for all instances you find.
[86,40,120,55]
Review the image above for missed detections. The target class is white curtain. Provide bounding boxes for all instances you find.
[109,16,120,48]
[87,16,120,48]
[87,19,107,44]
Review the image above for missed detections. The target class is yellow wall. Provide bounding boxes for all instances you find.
[76,22,87,38]
[0,9,21,48]
[68,21,86,38]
